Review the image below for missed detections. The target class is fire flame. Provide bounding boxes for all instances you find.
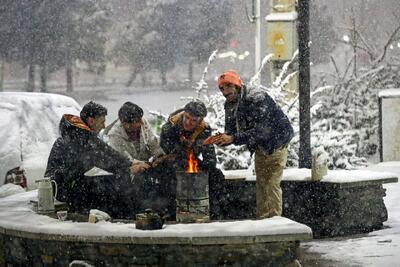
[186,150,198,173]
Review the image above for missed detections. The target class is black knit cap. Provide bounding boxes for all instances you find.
[118,101,144,123]
[184,101,207,118]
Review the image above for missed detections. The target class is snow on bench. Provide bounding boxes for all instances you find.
[0,190,312,266]
[221,167,398,237]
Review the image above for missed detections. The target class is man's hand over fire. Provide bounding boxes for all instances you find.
[151,154,176,168]
[203,133,234,146]
[130,161,151,174]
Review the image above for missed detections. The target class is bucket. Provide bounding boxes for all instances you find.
[176,171,209,223]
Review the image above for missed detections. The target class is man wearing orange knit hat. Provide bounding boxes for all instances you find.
[209,70,294,219]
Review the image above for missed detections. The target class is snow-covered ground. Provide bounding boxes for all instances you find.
[303,161,400,267]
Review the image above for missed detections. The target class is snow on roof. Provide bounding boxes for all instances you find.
[224,168,398,184]
[0,190,311,243]
[378,88,400,98]
[265,11,298,21]
[0,92,81,187]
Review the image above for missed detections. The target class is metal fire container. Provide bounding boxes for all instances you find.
[176,170,209,223]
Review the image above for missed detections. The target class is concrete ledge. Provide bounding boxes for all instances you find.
[0,220,312,245]
[0,191,311,266]
[224,168,399,185]
[1,235,303,266]
[221,168,398,237]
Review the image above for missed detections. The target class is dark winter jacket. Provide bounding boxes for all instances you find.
[160,110,217,170]
[225,86,294,154]
[45,114,132,202]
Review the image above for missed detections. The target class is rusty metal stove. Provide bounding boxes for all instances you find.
[175,150,210,223]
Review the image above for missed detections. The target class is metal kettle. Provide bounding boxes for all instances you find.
[35,178,57,214]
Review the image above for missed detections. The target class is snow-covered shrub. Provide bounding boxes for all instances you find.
[309,22,400,168]
[203,53,398,170]
[149,47,400,170]
[311,63,400,168]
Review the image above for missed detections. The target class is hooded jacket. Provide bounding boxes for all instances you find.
[160,110,217,170]
[224,86,294,154]
[45,114,132,201]
[106,118,165,163]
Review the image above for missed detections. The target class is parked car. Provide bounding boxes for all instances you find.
[0,92,81,189]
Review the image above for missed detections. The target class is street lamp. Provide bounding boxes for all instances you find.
[297,0,311,168]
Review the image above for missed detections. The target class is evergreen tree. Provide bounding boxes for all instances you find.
[0,0,111,92]
[172,0,234,81]
[62,0,112,90]
[112,1,166,86]
[113,0,234,86]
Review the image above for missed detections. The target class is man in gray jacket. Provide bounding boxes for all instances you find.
[107,102,164,169]
[107,102,175,216]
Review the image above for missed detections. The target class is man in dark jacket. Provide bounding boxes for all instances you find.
[209,70,294,219]
[160,101,225,219]
[45,101,143,218]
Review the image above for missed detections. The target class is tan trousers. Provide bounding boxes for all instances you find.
[255,145,288,219]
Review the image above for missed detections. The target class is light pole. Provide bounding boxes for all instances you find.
[297,0,311,168]
[246,0,261,81]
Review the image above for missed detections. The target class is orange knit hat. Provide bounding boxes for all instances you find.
[218,70,242,89]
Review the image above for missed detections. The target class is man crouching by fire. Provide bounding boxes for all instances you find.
[160,101,225,220]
